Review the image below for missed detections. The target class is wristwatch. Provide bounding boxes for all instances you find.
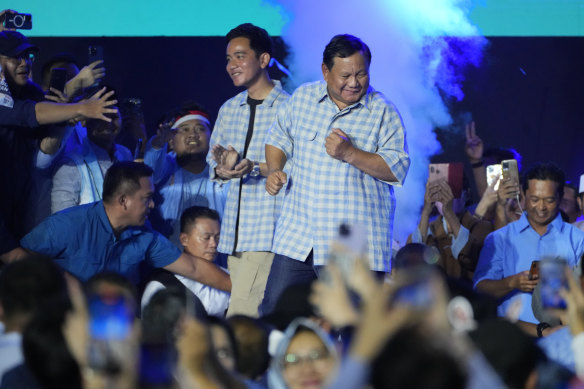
[536,322,551,338]
[250,161,260,177]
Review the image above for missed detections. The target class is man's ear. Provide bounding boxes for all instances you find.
[179,232,189,248]
[577,195,583,212]
[321,62,330,81]
[259,52,271,69]
[118,194,127,209]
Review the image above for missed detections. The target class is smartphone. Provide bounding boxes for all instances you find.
[486,163,502,190]
[326,222,368,282]
[392,268,435,309]
[501,159,519,184]
[88,45,104,64]
[87,294,134,374]
[3,13,32,30]
[49,68,67,93]
[428,162,464,198]
[528,260,540,281]
[539,258,568,309]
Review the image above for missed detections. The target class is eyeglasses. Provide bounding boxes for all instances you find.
[1,52,35,64]
[282,349,330,370]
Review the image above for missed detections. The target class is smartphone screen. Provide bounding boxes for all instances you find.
[486,164,502,190]
[539,258,568,309]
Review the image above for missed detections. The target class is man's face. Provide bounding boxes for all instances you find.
[87,112,122,150]
[170,119,211,158]
[322,51,370,110]
[225,37,267,89]
[525,179,560,229]
[124,177,155,226]
[180,217,220,261]
[560,186,580,222]
[0,51,33,87]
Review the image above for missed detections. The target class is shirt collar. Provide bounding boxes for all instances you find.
[96,201,146,240]
[517,211,565,233]
[316,80,373,111]
[237,79,284,107]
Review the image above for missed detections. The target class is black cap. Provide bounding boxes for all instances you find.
[0,31,39,57]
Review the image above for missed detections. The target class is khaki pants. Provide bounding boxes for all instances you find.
[226,251,274,318]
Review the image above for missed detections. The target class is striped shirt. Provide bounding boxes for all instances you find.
[208,80,290,254]
[266,81,410,271]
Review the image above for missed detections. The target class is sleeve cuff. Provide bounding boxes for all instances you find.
[451,225,470,259]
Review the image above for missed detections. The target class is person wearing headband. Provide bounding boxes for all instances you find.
[144,101,228,248]
[207,23,290,318]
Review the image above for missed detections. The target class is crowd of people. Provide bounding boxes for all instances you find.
[1,8,584,389]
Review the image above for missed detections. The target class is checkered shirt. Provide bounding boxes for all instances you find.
[208,80,290,254]
[266,81,410,271]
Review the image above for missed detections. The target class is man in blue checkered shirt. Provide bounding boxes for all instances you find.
[207,24,290,317]
[262,34,410,314]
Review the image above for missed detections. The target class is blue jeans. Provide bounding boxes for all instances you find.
[260,252,319,316]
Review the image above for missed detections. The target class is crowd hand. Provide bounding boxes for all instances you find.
[435,179,455,210]
[422,180,437,213]
[475,176,499,216]
[45,87,70,103]
[510,270,538,292]
[70,60,106,90]
[78,87,118,122]
[0,10,17,32]
[497,177,520,205]
[151,120,174,149]
[215,158,253,179]
[309,263,359,328]
[350,263,415,360]
[464,121,483,163]
[325,128,355,162]
[212,144,239,171]
[560,267,584,336]
[62,273,90,369]
[265,169,287,195]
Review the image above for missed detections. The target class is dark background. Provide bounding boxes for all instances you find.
[29,36,584,185]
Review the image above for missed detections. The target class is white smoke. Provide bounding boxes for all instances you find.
[267,0,486,245]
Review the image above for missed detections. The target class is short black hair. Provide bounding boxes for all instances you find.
[102,161,153,204]
[323,34,372,71]
[226,23,273,58]
[0,255,66,319]
[522,162,565,199]
[180,206,220,234]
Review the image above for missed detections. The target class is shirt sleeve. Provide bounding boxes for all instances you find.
[143,137,175,185]
[265,98,295,160]
[0,99,39,127]
[146,233,182,268]
[374,103,410,186]
[573,332,584,380]
[473,232,503,288]
[20,215,64,256]
[451,225,470,259]
[51,159,82,214]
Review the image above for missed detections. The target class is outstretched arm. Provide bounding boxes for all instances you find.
[164,253,231,292]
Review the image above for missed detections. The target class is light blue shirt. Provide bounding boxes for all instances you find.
[20,202,181,284]
[207,80,290,254]
[473,212,584,323]
[145,141,228,246]
[266,81,410,271]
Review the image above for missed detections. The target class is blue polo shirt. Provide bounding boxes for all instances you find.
[20,202,181,284]
[473,212,584,323]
